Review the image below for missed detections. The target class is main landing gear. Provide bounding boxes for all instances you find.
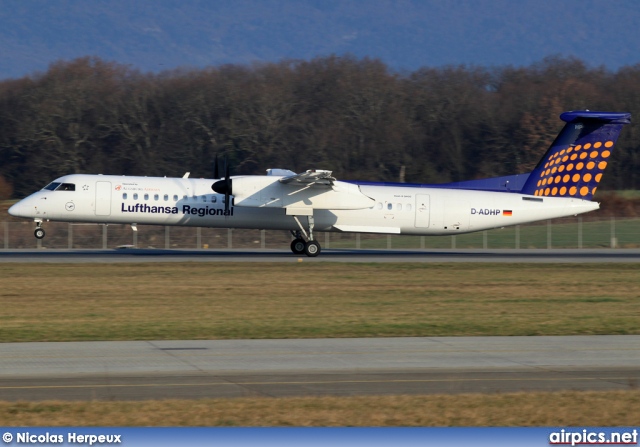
[34,220,45,239]
[290,235,321,257]
[289,215,321,257]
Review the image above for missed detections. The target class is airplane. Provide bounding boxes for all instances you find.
[8,110,631,257]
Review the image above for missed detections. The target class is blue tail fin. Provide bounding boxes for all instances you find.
[520,111,631,200]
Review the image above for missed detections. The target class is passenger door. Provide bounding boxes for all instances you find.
[95,181,112,216]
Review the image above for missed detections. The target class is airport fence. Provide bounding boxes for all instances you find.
[1,216,639,250]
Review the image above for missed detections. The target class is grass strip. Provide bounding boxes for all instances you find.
[1,391,639,426]
[0,263,638,342]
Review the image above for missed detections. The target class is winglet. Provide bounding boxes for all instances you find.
[520,111,631,200]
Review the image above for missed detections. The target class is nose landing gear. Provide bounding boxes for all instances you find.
[34,220,45,239]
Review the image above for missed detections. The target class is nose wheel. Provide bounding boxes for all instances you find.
[34,227,45,239]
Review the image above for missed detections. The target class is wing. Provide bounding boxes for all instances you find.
[230,170,374,210]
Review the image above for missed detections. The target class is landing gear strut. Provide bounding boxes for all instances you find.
[34,221,45,239]
[289,215,322,257]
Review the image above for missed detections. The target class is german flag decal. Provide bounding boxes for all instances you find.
[503,210,513,216]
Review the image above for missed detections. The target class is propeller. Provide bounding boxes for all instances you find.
[213,154,220,179]
[211,155,232,212]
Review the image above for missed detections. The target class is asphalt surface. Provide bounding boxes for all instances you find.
[1,336,638,401]
[1,248,640,263]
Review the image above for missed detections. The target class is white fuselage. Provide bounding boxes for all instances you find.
[9,174,600,235]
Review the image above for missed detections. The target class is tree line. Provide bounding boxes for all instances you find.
[1,55,639,199]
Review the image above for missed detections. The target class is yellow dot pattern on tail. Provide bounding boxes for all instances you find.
[534,141,612,198]
[521,111,630,201]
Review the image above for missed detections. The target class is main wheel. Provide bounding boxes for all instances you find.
[34,228,45,239]
[290,238,306,255]
[304,240,321,257]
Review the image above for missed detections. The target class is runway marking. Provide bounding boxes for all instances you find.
[0,376,632,391]
[2,346,639,361]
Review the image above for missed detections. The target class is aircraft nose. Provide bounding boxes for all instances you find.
[8,201,26,218]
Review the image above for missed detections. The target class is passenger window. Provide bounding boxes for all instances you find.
[173,195,178,201]
[387,203,392,210]
[202,196,207,202]
[406,204,412,212]
[376,202,382,210]
[154,194,159,201]
[164,194,169,201]
[183,195,188,201]
[144,194,149,200]
[133,193,138,200]
[211,196,217,203]
[397,203,402,211]
[123,193,128,200]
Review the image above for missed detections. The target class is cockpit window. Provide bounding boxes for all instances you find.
[43,182,61,191]
[43,182,75,191]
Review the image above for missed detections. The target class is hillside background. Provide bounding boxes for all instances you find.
[1,1,639,200]
[1,0,640,79]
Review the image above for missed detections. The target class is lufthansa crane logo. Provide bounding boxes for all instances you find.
[65,202,75,211]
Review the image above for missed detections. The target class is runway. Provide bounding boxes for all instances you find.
[1,336,638,401]
[1,248,640,263]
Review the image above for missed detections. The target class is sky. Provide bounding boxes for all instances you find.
[0,0,639,79]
